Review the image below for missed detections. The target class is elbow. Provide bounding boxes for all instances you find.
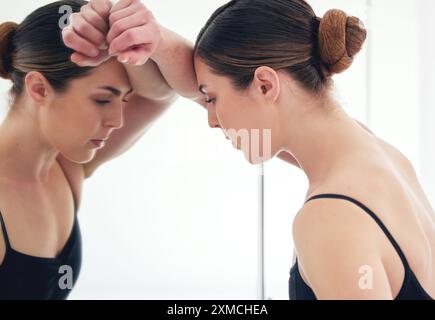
[134,86,179,104]
[160,90,179,103]
[155,91,179,106]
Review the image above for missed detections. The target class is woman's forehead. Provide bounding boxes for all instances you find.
[78,60,131,91]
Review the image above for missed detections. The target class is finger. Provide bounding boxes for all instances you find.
[90,0,112,19]
[81,3,109,34]
[117,45,153,65]
[71,13,107,50]
[108,1,141,27]
[71,51,111,67]
[107,10,149,44]
[109,25,154,55]
[110,0,135,14]
[62,25,100,57]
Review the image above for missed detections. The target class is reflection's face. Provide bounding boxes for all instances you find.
[40,58,132,164]
[194,58,280,164]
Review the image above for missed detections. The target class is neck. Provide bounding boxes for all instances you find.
[0,104,58,182]
[281,100,378,194]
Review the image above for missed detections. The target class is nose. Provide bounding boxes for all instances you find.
[207,104,221,129]
[103,101,124,130]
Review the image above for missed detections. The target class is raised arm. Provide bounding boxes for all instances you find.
[104,1,204,106]
[64,1,371,172]
[62,0,178,177]
[149,25,204,105]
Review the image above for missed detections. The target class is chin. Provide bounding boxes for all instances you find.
[239,142,274,165]
[243,152,272,165]
[59,150,96,164]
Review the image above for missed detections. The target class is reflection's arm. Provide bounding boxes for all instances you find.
[83,25,205,178]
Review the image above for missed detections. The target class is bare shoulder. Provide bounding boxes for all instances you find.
[292,198,394,299]
[353,119,416,176]
[292,197,380,251]
[375,137,417,178]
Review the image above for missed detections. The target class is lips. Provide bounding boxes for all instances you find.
[90,140,106,148]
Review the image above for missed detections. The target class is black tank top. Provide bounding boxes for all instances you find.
[289,194,433,300]
[0,171,82,300]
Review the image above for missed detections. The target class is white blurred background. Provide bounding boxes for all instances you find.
[0,0,434,300]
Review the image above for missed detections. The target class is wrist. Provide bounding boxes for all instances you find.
[150,24,172,63]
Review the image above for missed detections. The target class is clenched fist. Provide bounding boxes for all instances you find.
[62,0,162,67]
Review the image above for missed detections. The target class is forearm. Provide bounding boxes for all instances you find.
[123,60,175,102]
[151,25,202,102]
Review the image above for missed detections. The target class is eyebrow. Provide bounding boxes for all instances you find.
[97,86,133,98]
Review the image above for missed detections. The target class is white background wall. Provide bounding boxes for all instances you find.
[418,0,435,204]
[0,0,433,300]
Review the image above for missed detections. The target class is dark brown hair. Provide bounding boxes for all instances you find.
[194,0,367,93]
[0,0,92,101]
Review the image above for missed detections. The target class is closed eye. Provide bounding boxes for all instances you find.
[205,98,216,105]
[95,100,112,106]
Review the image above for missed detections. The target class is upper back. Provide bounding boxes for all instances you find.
[300,134,435,298]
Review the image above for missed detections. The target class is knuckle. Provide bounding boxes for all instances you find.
[146,10,154,20]
[111,21,122,34]
[124,30,136,42]
[89,15,99,26]
[92,0,109,14]
[138,10,148,23]
[104,0,113,9]
[75,22,88,34]
[62,29,76,45]
[109,12,118,25]
[81,3,90,13]
[69,12,78,25]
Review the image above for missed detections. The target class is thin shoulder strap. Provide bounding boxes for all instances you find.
[305,193,411,270]
[0,211,11,249]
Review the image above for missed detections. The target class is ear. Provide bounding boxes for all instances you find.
[251,66,281,103]
[24,71,53,105]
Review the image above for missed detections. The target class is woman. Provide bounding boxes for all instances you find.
[0,0,192,299]
[192,0,435,300]
[63,0,435,300]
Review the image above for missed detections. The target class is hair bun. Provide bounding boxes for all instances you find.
[0,21,18,80]
[318,9,367,76]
